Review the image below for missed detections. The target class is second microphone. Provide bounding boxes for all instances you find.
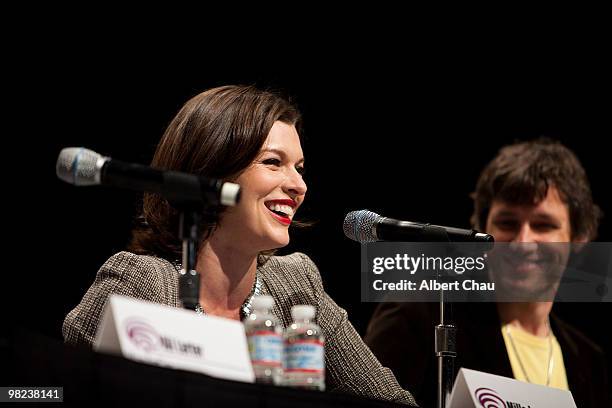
[344,210,494,243]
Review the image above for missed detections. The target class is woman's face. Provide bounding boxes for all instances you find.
[215,121,307,253]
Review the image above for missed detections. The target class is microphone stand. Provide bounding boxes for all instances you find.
[177,208,201,311]
[424,226,457,408]
[171,188,240,311]
[436,285,456,408]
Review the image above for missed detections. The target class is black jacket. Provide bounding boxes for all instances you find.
[365,302,609,408]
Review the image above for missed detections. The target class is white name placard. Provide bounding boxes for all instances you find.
[94,294,254,383]
[449,368,576,408]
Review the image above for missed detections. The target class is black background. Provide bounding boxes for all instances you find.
[3,26,611,384]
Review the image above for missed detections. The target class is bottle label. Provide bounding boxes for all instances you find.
[284,339,324,373]
[248,331,283,366]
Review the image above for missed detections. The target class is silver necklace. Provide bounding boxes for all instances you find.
[194,275,263,319]
[173,261,263,319]
[505,321,554,386]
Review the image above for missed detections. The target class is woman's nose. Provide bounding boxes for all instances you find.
[284,168,307,197]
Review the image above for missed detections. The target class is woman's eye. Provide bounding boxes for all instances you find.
[296,166,305,175]
[262,158,281,166]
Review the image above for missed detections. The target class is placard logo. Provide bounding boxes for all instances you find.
[474,387,506,408]
[125,319,159,351]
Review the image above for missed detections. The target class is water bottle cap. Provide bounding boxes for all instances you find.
[291,305,315,320]
[251,295,274,310]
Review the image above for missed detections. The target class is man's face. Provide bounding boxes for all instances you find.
[486,186,572,243]
[485,186,576,300]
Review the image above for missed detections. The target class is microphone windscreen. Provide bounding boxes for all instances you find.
[56,147,103,186]
[343,210,381,243]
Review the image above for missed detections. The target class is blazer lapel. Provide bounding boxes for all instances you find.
[550,313,587,404]
[457,302,514,378]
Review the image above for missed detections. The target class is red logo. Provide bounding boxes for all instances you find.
[124,319,160,352]
[475,387,506,408]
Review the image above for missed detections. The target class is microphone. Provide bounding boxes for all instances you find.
[56,147,241,207]
[343,210,494,243]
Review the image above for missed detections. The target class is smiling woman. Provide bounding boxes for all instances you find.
[61,85,417,406]
[221,121,307,250]
[127,85,304,261]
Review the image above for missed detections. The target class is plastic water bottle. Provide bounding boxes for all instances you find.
[283,305,325,391]
[244,295,283,385]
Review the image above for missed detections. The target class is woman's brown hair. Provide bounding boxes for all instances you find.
[128,85,302,260]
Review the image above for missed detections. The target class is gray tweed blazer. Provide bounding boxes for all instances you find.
[63,251,417,406]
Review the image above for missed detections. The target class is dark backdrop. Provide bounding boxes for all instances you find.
[4,39,611,383]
